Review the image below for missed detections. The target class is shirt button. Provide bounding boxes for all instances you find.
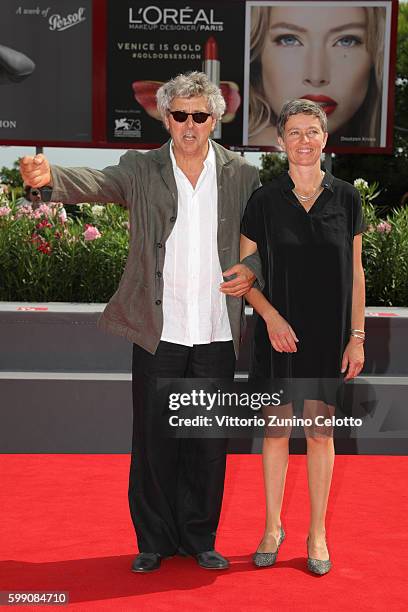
[155,299,162,305]
[156,271,162,278]
[156,242,163,248]
[170,216,176,222]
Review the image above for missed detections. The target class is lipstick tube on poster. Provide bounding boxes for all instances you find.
[203,36,221,139]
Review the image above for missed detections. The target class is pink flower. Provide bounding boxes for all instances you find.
[39,203,52,215]
[16,204,33,218]
[376,221,392,233]
[58,208,67,224]
[33,203,52,218]
[0,205,11,217]
[83,224,101,241]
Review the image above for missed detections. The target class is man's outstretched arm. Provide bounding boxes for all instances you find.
[20,153,133,207]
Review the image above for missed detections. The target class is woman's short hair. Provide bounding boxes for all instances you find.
[249,6,386,145]
[156,71,226,121]
[277,99,328,139]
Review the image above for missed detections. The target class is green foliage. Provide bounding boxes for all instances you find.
[363,205,408,306]
[259,153,288,184]
[395,3,408,156]
[0,181,407,306]
[353,180,408,306]
[397,3,408,78]
[353,179,381,208]
[0,201,129,302]
[0,160,25,199]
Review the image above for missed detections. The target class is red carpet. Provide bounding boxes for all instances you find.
[0,455,407,611]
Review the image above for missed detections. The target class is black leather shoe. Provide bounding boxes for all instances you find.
[131,552,161,573]
[196,550,229,570]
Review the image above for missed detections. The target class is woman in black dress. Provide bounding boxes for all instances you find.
[240,99,366,574]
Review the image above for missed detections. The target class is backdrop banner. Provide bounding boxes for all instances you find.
[243,0,395,152]
[0,0,396,151]
[0,0,92,144]
[107,0,246,145]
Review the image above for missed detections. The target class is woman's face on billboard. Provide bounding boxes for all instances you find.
[260,6,373,135]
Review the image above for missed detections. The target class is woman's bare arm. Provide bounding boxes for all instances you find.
[342,234,365,379]
[240,234,298,353]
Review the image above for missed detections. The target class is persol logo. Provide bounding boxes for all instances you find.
[129,5,222,26]
[49,7,86,32]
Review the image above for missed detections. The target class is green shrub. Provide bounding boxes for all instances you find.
[0,198,129,302]
[354,179,408,306]
[0,181,407,306]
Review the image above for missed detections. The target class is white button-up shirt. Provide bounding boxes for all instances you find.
[161,142,232,346]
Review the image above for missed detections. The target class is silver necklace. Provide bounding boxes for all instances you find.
[291,172,324,202]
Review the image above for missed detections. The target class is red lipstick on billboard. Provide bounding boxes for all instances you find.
[301,95,338,116]
[203,36,221,139]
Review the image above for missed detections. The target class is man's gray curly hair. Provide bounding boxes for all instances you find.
[156,71,226,121]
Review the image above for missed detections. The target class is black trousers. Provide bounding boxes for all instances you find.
[129,340,236,556]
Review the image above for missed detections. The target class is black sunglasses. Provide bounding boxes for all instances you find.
[169,110,212,124]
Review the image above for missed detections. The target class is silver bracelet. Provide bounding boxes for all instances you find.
[351,331,365,340]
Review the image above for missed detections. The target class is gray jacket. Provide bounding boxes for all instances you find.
[51,140,262,356]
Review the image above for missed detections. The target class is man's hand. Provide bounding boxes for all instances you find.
[220,263,256,297]
[20,154,52,188]
[341,337,364,380]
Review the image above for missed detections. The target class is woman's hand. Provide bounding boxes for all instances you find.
[265,310,299,353]
[341,337,365,380]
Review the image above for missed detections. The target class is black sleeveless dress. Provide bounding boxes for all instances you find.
[241,171,365,408]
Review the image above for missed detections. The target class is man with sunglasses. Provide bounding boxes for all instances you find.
[20,71,262,573]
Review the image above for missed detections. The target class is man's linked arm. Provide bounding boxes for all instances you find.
[241,250,265,291]
[240,166,264,290]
